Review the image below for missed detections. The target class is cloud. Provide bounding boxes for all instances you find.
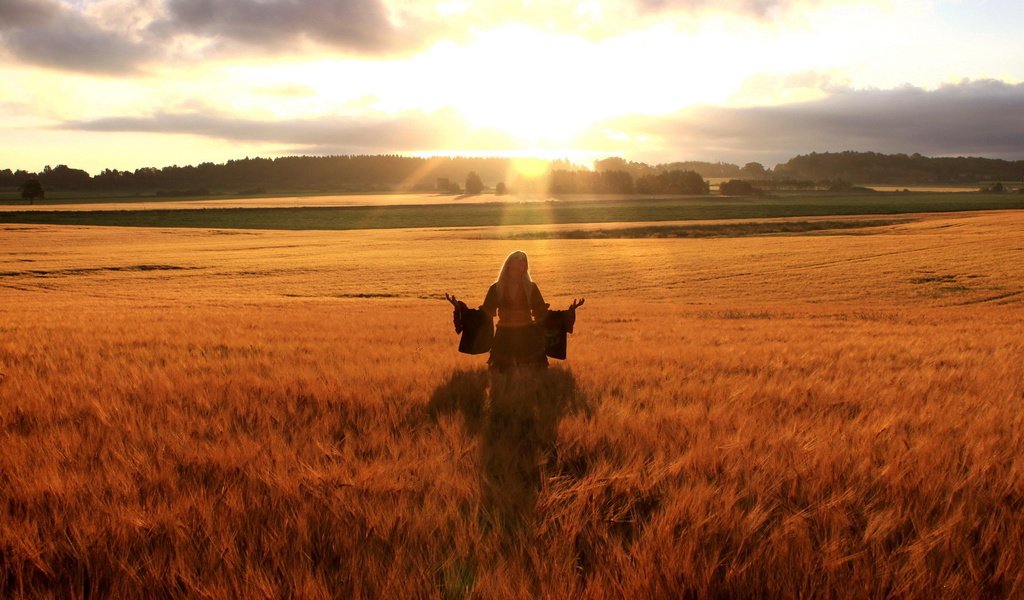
[0,100,42,121]
[0,0,899,75]
[252,84,318,97]
[0,0,418,74]
[0,0,59,27]
[57,80,1024,165]
[0,0,153,74]
[636,0,781,13]
[60,108,519,152]
[629,0,830,19]
[149,0,406,53]
[594,79,1024,165]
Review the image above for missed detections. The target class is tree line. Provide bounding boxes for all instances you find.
[593,157,769,180]
[549,168,708,194]
[0,156,520,195]
[0,154,715,197]
[772,151,1024,184]
[3,151,1023,197]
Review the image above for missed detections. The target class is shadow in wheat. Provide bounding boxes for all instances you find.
[429,367,587,538]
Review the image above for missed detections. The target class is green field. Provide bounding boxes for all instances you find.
[1,193,1023,230]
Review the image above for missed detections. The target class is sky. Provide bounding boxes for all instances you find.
[2,0,1024,173]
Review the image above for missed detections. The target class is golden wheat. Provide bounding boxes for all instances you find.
[1,211,1023,598]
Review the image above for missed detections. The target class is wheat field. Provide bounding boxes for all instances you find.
[1,211,1023,598]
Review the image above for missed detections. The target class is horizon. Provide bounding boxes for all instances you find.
[6,148,1024,180]
[2,1,1024,173]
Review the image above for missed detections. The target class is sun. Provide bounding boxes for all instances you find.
[405,24,751,149]
[458,92,593,145]
[403,25,694,147]
[424,28,615,145]
[220,24,756,157]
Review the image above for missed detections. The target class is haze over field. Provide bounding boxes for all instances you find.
[2,0,1024,172]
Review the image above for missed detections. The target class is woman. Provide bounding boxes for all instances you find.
[481,251,550,370]
[447,251,585,369]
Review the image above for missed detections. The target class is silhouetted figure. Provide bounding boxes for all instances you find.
[446,251,584,371]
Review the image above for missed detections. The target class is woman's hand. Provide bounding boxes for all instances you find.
[569,298,585,311]
[445,293,465,333]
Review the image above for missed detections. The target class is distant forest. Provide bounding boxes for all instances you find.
[594,153,1024,186]
[773,152,1024,184]
[2,151,1023,196]
[0,156,522,195]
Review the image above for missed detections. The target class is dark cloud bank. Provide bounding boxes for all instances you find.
[584,80,1024,164]
[1,0,831,75]
[0,0,57,26]
[63,80,1024,163]
[0,0,152,73]
[62,108,518,154]
[151,0,400,52]
[0,0,408,73]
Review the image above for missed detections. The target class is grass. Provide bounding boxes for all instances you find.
[0,193,1022,230]
[1,211,1023,597]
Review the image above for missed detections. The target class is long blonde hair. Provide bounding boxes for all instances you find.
[494,250,534,301]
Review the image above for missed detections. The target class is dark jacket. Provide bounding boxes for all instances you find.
[541,309,577,360]
[452,302,493,355]
[451,299,578,359]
